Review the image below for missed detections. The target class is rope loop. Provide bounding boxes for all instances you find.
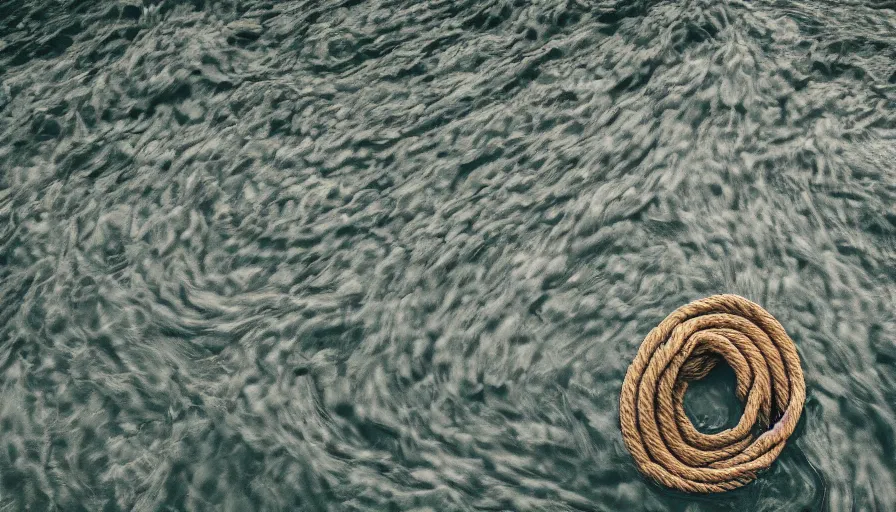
[619,294,806,493]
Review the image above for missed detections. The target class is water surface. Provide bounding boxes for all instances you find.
[1,0,895,510]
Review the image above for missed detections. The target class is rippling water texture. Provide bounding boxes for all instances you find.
[2,1,896,510]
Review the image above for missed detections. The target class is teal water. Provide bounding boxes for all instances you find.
[1,1,895,510]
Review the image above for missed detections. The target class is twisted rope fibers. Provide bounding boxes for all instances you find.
[619,294,806,493]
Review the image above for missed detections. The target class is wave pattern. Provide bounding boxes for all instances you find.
[1,0,895,510]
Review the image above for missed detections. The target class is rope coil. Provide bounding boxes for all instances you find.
[619,294,806,493]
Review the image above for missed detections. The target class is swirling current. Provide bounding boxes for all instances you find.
[1,0,895,510]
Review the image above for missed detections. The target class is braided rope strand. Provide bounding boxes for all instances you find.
[619,294,806,493]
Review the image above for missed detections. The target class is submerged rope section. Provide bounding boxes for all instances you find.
[619,294,805,493]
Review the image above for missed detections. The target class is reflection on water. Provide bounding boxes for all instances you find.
[1,0,895,510]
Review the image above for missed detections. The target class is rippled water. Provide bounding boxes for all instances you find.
[1,0,895,510]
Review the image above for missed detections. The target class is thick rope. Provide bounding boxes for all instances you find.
[619,294,805,493]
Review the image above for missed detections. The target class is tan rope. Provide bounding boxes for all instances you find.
[619,294,806,493]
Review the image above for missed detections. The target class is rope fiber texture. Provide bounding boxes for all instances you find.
[619,294,806,493]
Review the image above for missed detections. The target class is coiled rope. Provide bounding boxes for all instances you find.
[619,294,805,493]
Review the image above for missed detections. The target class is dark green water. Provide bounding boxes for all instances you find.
[1,0,895,510]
